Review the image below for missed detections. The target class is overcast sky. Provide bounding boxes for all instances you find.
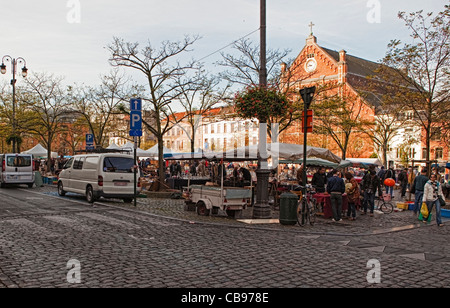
[0,0,447,88]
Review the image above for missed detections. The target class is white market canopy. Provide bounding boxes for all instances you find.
[22,144,58,158]
[120,142,153,157]
[167,143,342,163]
[106,142,121,150]
[146,144,173,157]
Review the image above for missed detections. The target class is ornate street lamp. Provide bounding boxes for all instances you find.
[1,55,28,153]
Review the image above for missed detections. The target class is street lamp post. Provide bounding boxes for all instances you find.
[1,55,28,153]
[252,0,271,219]
[300,86,316,224]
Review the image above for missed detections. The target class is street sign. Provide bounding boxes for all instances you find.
[130,98,142,111]
[302,110,313,133]
[129,97,143,137]
[86,134,94,150]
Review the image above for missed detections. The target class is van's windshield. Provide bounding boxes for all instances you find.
[103,157,134,173]
[7,156,32,167]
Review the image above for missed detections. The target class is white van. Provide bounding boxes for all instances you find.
[0,154,35,188]
[58,153,139,203]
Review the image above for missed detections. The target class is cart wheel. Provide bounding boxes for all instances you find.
[196,201,210,216]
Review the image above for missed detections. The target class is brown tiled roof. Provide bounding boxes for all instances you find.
[321,47,385,108]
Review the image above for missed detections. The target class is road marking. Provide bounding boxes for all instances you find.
[76,212,141,229]
[2,218,60,238]
[43,215,93,232]
[109,210,180,227]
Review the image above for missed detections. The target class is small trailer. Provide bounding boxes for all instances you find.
[186,185,251,219]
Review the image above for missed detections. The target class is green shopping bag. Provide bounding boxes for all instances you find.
[419,212,432,222]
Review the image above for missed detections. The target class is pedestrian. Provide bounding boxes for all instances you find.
[422,174,445,227]
[361,166,383,217]
[407,167,416,196]
[296,164,305,186]
[326,169,345,222]
[384,166,396,198]
[412,168,429,217]
[344,172,360,221]
[311,167,328,193]
[377,166,386,180]
[397,168,408,199]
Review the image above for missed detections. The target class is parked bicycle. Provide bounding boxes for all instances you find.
[295,185,318,226]
[374,195,394,214]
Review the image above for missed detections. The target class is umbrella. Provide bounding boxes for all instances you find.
[269,143,342,163]
[344,158,383,168]
[279,158,339,168]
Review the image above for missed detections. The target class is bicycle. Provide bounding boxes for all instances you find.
[295,185,318,226]
[374,195,394,214]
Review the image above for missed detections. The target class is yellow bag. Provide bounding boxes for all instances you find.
[420,203,429,218]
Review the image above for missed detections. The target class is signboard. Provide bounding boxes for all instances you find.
[86,134,94,150]
[129,99,142,137]
[302,110,313,133]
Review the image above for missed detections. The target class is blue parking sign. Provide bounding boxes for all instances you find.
[86,134,94,146]
[130,111,142,137]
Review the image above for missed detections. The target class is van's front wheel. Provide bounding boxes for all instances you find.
[86,186,96,203]
[57,182,66,196]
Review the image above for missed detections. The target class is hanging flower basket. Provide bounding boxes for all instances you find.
[234,85,289,123]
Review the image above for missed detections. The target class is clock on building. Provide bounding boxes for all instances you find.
[305,58,317,73]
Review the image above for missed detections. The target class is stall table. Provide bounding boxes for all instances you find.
[168,177,210,191]
[313,193,349,219]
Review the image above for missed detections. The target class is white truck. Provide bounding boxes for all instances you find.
[186,185,251,219]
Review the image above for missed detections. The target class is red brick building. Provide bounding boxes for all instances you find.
[279,34,382,159]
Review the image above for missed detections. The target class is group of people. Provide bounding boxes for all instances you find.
[312,165,447,226]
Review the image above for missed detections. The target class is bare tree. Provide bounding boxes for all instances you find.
[23,72,71,170]
[380,5,450,170]
[108,35,201,187]
[313,87,372,160]
[172,68,231,152]
[217,38,291,87]
[70,69,140,149]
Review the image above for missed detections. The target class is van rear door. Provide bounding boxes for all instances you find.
[101,156,135,195]
[4,154,34,184]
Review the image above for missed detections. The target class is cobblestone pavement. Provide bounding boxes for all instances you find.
[0,185,449,289]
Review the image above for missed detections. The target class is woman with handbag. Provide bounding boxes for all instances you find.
[423,174,446,227]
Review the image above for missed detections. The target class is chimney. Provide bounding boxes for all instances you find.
[339,50,347,63]
[281,62,287,73]
[338,50,348,84]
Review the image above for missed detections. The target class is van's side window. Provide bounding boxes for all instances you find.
[64,158,74,169]
[84,157,99,170]
[73,157,84,170]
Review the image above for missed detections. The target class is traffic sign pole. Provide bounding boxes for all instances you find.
[134,136,138,208]
[129,98,142,208]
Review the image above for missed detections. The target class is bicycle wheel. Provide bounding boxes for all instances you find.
[308,199,317,225]
[379,201,394,214]
[374,198,383,211]
[297,199,307,226]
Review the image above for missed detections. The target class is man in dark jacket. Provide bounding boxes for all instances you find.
[311,167,328,193]
[412,168,429,216]
[397,168,408,198]
[361,167,383,216]
[327,169,345,222]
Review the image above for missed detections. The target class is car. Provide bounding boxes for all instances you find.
[58,153,140,203]
[0,153,35,188]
